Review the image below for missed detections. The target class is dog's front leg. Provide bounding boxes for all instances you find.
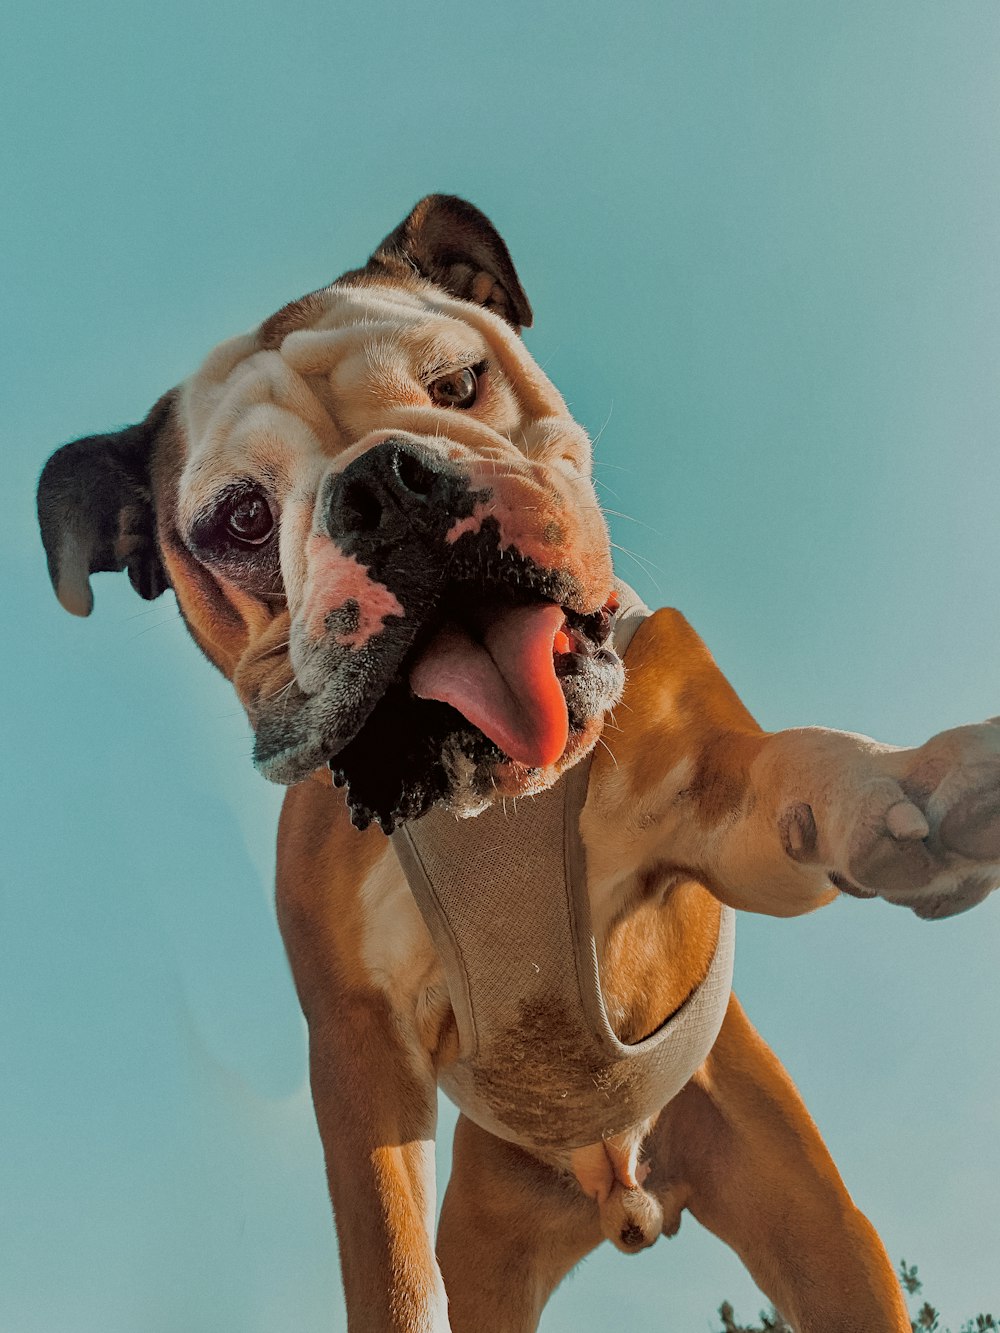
[308,995,447,1333]
[700,719,1000,918]
[590,608,1000,919]
[278,784,450,1333]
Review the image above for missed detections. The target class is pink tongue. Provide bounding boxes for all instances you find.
[410,603,569,768]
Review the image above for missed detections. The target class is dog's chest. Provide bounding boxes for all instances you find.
[357,850,457,1064]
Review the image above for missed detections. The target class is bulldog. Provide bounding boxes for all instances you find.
[37,195,1000,1332]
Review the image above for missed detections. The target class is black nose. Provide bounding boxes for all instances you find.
[326,438,453,543]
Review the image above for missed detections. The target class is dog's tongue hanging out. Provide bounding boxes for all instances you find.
[410,603,569,768]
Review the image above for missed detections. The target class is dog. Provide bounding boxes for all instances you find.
[37,195,1000,1332]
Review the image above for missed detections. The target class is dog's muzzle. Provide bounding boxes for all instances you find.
[253,436,623,829]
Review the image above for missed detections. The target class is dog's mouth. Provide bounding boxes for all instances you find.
[320,582,623,830]
[252,510,623,830]
[410,595,576,770]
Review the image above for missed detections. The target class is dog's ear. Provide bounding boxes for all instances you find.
[364,194,534,331]
[37,395,173,617]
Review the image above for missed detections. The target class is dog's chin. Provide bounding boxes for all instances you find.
[326,630,625,833]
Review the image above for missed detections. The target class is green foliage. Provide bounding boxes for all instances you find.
[717,1300,792,1332]
[713,1260,996,1333]
[898,1260,997,1333]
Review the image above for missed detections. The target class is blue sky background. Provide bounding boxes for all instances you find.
[3,3,999,1328]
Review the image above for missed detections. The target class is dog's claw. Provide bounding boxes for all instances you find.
[885,800,929,842]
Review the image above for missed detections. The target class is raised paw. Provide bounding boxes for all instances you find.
[776,720,1000,919]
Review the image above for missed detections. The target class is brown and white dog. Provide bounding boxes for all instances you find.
[37,196,1000,1331]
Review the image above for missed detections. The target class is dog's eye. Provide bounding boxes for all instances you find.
[223,488,275,546]
[427,364,481,409]
[186,483,284,602]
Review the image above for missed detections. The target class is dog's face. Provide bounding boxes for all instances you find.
[37,196,623,829]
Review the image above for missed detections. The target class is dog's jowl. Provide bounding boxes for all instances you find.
[38,194,1000,1332]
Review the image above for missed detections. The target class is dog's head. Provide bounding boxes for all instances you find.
[38,196,623,830]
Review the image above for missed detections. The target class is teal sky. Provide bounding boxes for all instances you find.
[3,3,999,1328]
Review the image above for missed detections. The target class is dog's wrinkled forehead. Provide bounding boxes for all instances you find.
[176,280,586,545]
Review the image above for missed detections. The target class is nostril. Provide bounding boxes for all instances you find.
[339,479,383,533]
[391,446,437,498]
[325,438,450,543]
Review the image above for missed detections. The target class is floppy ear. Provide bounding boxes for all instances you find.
[363,194,534,331]
[37,395,172,617]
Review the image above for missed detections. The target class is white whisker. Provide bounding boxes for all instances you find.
[609,542,664,592]
[596,735,619,768]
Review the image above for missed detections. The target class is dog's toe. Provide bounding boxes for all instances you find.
[939,783,1000,860]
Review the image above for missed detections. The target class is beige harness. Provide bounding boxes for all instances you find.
[392,588,735,1151]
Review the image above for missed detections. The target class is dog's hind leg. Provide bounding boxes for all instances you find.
[437,1114,602,1333]
[647,994,910,1333]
